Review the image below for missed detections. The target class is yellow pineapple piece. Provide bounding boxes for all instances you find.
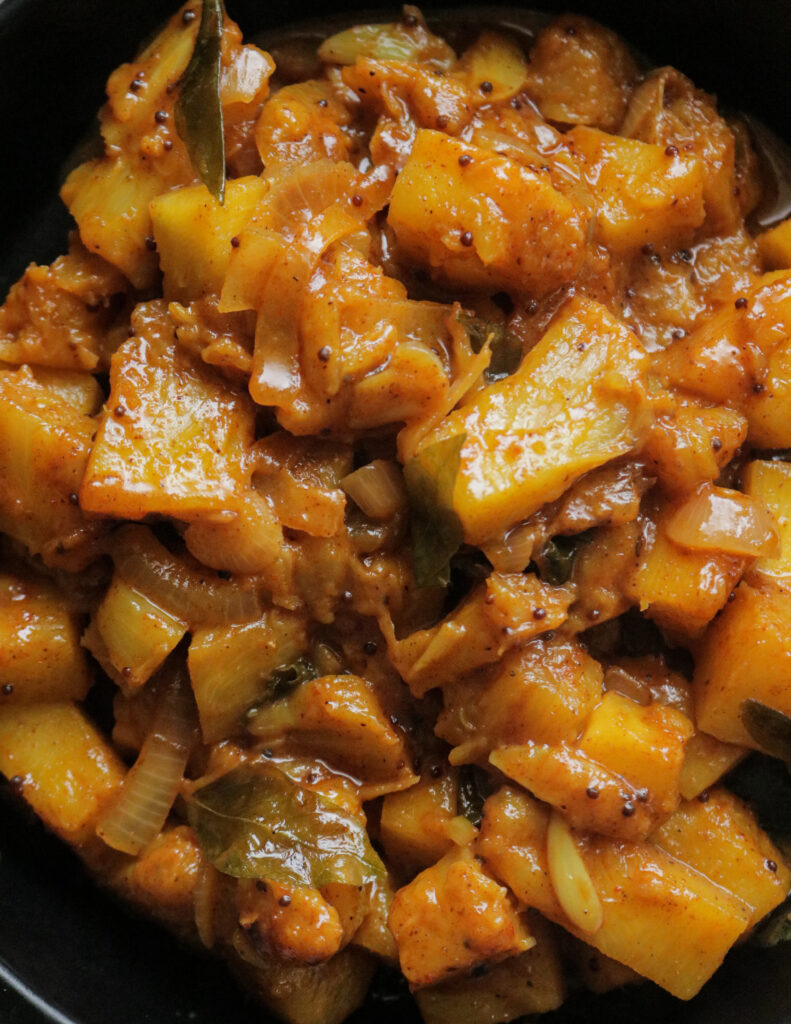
[743,459,791,584]
[0,703,124,844]
[0,574,91,703]
[694,580,791,747]
[81,301,255,521]
[476,786,750,1000]
[151,176,267,302]
[651,789,791,926]
[415,914,565,1024]
[757,216,791,270]
[380,769,459,877]
[417,295,649,545]
[388,846,534,989]
[388,130,587,297]
[0,366,103,568]
[92,574,187,690]
[679,731,747,800]
[437,635,603,761]
[567,125,705,252]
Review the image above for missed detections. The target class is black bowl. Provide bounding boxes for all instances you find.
[1,1,791,1022]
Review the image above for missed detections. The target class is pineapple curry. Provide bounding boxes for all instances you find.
[1,3,791,1022]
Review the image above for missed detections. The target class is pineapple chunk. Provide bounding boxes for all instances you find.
[92,574,187,690]
[455,32,529,104]
[577,691,693,818]
[757,216,791,270]
[567,125,705,252]
[81,301,255,521]
[744,459,791,583]
[651,789,790,926]
[151,176,267,302]
[679,731,747,800]
[0,703,124,843]
[0,574,90,703]
[388,846,534,988]
[524,16,637,132]
[417,295,649,545]
[490,744,656,843]
[633,497,747,638]
[694,580,791,747]
[31,368,104,416]
[388,573,572,697]
[437,636,603,761]
[574,944,643,994]
[387,130,587,296]
[247,674,414,788]
[415,914,565,1024]
[0,366,103,568]
[476,786,750,1000]
[380,769,458,877]
[188,607,309,743]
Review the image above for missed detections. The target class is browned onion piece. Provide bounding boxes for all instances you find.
[666,484,781,558]
[341,460,407,521]
[112,524,262,626]
[96,664,197,856]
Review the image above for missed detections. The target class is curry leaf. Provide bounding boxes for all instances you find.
[456,764,493,827]
[187,764,385,887]
[175,0,226,202]
[741,700,791,769]
[404,433,466,588]
[458,312,522,381]
[753,894,791,947]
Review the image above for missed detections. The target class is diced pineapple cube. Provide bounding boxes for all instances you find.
[0,366,103,568]
[567,126,705,252]
[418,295,648,544]
[80,301,255,521]
[694,580,791,747]
[415,914,565,1024]
[476,786,750,1000]
[151,176,267,302]
[744,459,791,584]
[388,846,534,988]
[651,788,790,926]
[437,635,603,760]
[380,770,458,876]
[188,607,309,743]
[577,691,693,818]
[678,731,747,800]
[489,744,656,843]
[388,130,587,296]
[757,216,791,270]
[0,703,124,843]
[633,497,747,638]
[0,574,91,703]
[456,32,529,104]
[248,674,414,789]
[93,574,187,690]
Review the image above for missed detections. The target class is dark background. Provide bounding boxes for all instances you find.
[1,0,791,1022]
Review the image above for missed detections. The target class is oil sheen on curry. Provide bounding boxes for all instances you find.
[1,3,791,1023]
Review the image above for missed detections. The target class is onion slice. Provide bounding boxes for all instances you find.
[341,461,407,521]
[666,484,781,558]
[113,525,262,626]
[97,664,197,856]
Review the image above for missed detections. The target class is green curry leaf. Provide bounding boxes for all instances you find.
[741,700,791,770]
[456,764,493,828]
[404,433,466,588]
[187,764,385,887]
[175,0,226,202]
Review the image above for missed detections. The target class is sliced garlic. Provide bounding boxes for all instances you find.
[547,810,603,935]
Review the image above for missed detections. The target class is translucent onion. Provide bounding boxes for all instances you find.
[96,665,197,855]
[113,524,262,626]
[341,461,407,521]
[666,484,781,558]
[483,522,538,574]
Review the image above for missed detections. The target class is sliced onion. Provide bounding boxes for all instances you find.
[483,521,539,574]
[341,461,407,521]
[113,525,262,626]
[666,484,781,558]
[97,665,197,856]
